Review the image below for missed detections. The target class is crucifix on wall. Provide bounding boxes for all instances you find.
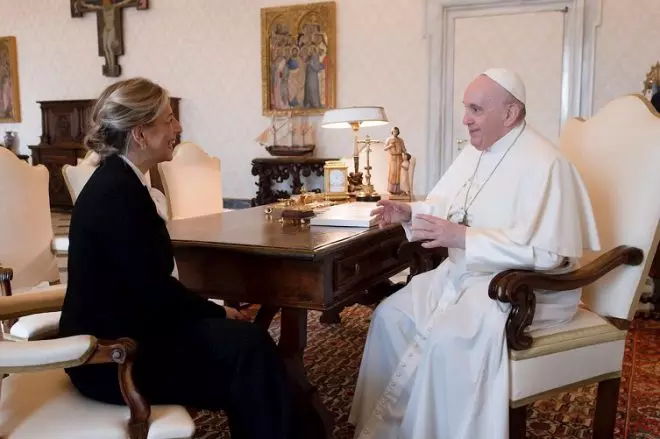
[70,0,149,77]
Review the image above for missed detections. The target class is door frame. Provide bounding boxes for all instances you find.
[424,0,603,190]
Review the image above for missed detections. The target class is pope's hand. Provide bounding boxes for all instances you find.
[370,199,412,228]
[224,306,251,321]
[411,214,466,249]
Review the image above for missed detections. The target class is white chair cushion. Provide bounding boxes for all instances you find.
[0,335,93,370]
[10,312,61,341]
[509,307,626,404]
[0,369,194,439]
[8,283,65,341]
[51,236,69,254]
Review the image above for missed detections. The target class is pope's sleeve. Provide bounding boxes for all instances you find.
[465,227,566,272]
[401,201,435,241]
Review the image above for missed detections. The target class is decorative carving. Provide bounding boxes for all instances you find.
[86,338,150,439]
[250,157,334,206]
[70,0,149,77]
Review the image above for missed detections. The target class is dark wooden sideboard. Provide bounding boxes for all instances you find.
[250,157,337,206]
[29,98,180,210]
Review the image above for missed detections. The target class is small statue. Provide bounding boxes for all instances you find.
[383,126,407,195]
[399,152,415,200]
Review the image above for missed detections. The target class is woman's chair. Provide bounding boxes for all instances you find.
[62,151,101,204]
[157,142,230,220]
[0,148,66,341]
[401,94,660,438]
[0,268,195,438]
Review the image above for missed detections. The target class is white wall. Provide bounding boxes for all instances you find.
[0,0,656,198]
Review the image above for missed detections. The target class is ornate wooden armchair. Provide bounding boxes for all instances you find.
[0,267,194,439]
[157,142,231,220]
[0,148,67,341]
[400,94,660,439]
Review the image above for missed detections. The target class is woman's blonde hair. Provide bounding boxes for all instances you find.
[85,77,170,158]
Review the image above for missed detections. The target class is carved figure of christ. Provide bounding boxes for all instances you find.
[71,0,148,77]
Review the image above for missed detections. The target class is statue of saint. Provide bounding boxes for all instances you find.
[383,126,407,195]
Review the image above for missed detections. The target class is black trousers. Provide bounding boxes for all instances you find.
[67,318,315,439]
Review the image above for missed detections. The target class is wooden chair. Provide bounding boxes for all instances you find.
[157,142,230,220]
[400,94,660,438]
[0,267,194,439]
[0,148,66,341]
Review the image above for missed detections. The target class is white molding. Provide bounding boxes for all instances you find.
[424,0,599,190]
[581,0,604,117]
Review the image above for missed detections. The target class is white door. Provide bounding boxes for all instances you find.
[451,9,566,157]
[451,9,566,158]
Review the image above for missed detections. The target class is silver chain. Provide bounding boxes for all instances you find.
[459,122,526,224]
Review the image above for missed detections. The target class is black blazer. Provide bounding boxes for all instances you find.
[59,155,226,342]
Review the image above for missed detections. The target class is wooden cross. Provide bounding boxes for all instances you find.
[70,0,149,77]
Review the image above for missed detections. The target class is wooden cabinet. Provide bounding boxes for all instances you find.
[29,98,180,210]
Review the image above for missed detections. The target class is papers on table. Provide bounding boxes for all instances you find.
[310,202,379,228]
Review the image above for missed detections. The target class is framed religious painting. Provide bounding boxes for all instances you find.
[642,61,660,101]
[261,1,336,116]
[0,36,21,123]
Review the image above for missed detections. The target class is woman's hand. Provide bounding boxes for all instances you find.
[224,306,251,321]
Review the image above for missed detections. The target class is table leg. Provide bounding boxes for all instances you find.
[279,307,334,438]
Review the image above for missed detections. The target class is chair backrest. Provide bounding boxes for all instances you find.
[0,148,59,289]
[63,151,154,204]
[559,94,660,320]
[157,142,224,220]
[62,151,100,203]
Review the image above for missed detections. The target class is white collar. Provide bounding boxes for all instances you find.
[486,121,526,154]
[119,155,150,187]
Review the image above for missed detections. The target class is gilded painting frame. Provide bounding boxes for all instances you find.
[0,36,21,123]
[261,1,336,116]
[643,62,660,100]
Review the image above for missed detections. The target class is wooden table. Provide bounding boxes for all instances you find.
[168,206,411,435]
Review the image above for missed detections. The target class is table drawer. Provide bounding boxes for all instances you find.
[333,234,403,289]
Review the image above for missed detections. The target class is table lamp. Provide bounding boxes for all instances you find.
[321,106,389,201]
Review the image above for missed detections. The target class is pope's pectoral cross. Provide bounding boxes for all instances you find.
[71,0,149,77]
[449,208,471,227]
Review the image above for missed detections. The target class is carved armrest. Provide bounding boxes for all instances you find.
[488,245,644,350]
[0,283,66,321]
[0,336,150,439]
[0,267,150,437]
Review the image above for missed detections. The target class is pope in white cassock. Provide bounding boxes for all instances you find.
[349,68,600,439]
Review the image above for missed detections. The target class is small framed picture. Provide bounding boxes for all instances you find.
[323,160,349,200]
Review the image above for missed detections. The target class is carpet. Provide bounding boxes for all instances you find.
[190,306,660,439]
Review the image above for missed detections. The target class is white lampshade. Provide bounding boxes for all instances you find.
[321,106,389,129]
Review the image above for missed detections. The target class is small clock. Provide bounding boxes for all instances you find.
[323,160,349,200]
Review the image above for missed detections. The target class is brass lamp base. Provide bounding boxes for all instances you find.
[356,184,381,202]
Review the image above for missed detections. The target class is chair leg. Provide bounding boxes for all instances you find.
[509,405,527,439]
[593,377,620,439]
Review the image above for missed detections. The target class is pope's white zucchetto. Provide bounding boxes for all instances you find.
[482,68,526,105]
